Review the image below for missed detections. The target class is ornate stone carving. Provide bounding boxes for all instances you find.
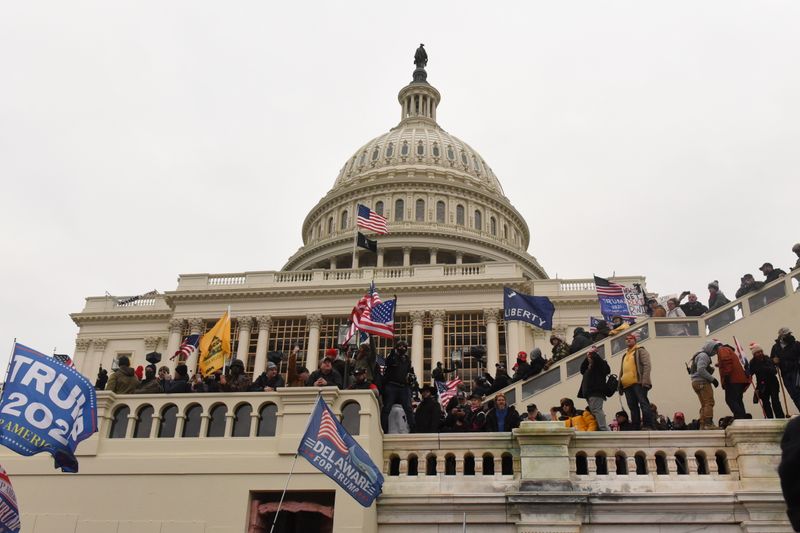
[307,314,323,328]
[169,318,184,332]
[188,318,205,334]
[144,337,162,351]
[257,315,272,330]
[75,338,92,351]
[431,310,446,325]
[237,316,253,331]
[410,310,426,325]
[483,308,500,324]
[92,338,108,351]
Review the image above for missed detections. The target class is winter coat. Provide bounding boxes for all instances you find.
[529,348,546,376]
[609,321,631,336]
[708,291,731,312]
[552,340,571,360]
[464,406,487,432]
[306,368,343,388]
[736,281,765,299]
[564,409,598,431]
[164,376,193,393]
[106,367,140,394]
[592,322,611,343]
[569,329,592,354]
[252,372,285,391]
[618,345,652,390]
[384,349,412,387]
[779,417,800,531]
[414,397,441,433]
[489,371,511,393]
[512,360,532,381]
[750,353,780,395]
[134,378,163,394]
[652,305,667,317]
[691,341,717,384]
[681,301,708,316]
[716,345,750,389]
[772,335,800,376]
[766,268,787,283]
[220,372,252,392]
[484,406,521,432]
[578,354,610,399]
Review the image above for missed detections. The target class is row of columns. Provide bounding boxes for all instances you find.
[76,309,525,382]
[333,247,464,269]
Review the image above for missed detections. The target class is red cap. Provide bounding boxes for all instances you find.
[517,351,527,361]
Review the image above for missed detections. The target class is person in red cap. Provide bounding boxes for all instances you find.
[512,351,532,382]
[617,333,654,430]
[671,412,688,430]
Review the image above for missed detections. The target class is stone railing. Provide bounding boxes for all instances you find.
[80,293,173,314]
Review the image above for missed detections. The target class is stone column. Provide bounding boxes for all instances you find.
[429,248,438,264]
[165,319,184,370]
[306,314,323,371]
[484,309,500,370]
[90,338,108,376]
[353,251,360,269]
[74,338,92,375]
[456,252,463,265]
[505,321,519,363]
[235,316,253,364]
[431,310,446,382]
[329,257,337,270]
[186,318,205,375]
[410,311,425,376]
[402,247,411,267]
[253,316,272,376]
[377,249,385,268]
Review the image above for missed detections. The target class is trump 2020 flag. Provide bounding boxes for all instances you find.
[0,466,20,532]
[503,287,555,330]
[298,396,384,507]
[0,344,97,473]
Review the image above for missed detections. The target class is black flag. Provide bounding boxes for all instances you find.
[356,232,377,253]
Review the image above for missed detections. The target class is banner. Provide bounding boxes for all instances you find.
[298,396,384,507]
[0,344,97,473]
[503,287,555,330]
[0,466,20,533]
[594,276,647,321]
[198,311,231,377]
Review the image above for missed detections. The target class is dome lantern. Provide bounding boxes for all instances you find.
[398,44,440,125]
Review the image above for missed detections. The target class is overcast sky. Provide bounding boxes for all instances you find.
[1,2,798,368]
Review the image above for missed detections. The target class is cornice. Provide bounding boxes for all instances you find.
[71,310,174,326]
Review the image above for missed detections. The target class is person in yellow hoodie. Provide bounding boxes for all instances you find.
[560,398,598,431]
[609,315,630,336]
[617,333,654,430]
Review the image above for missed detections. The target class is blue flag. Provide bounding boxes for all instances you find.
[0,344,98,473]
[298,396,384,507]
[503,287,555,330]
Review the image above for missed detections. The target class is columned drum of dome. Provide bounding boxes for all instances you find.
[284,54,547,279]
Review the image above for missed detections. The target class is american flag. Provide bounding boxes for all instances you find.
[319,408,349,454]
[171,334,200,361]
[345,283,396,342]
[594,275,625,297]
[437,377,463,409]
[357,204,388,235]
[53,354,74,367]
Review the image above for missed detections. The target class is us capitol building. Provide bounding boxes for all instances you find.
[3,49,795,532]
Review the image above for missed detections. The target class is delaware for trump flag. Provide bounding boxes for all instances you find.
[298,397,384,507]
[198,311,231,377]
[0,466,20,532]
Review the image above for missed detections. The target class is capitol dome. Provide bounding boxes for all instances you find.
[283,54,547,279]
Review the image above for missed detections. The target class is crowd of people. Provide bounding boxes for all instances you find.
[99,243,800,435]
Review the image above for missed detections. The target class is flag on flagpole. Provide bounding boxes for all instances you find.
[356,204,388,235]
[344,283,396,343]
[171,334,200,361]
[116,290,158,306]
[298,396,384,507]
[436,377,463,409]
[0,466,20,532]
[356,232,378,253]
[52,354,74,367]
[198,311,231,376]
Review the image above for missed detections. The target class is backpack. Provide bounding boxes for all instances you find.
[605,374,619,397]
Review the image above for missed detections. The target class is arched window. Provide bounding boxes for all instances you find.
[133,405,154,439]
[359,151,366,166]
[182,404,202,438]
[207,404,228,438]
[464,453,475,476]
[389,455,400,476]
[401,141,409,157]
[386,143,394,158]
[490,217,497,236]
[456,205,465,226]
[415,199,425,221]
[158,405,178,438]
[407,454,419,476]
[108,405,130,439]
[436,201,445,223]
[482,453,495,475]
[655,452,668,475]
[461,151,468,166]
[341,401,361,436]
[503,224,508,239]
[615,453,628,475]
[675,452,688,475]
[327,217,333,235]
[445,454,456,476]
[576,452,588,475]
[372,146,380,161]
[695,451,708,475]
[634,452,648,475]
[394,199,404,222]
[426,454,437,475]
[595,452,608,475]
[447,146,455,161]
[232,404,252,437]
[340,210,348,230]
[501,453,514,475]
[375,201,384,216]
[416,141,425,156]
[474,210,482,231]
[715,451,729,475]
[432,143,440,158]
[257,403,278,437]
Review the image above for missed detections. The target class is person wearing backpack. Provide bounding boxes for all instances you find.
[690,341,721,430]
[578,346,611,430]
[717,342,751,419]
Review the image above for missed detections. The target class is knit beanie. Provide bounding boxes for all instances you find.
[708,280,719,290]
[749,342,763,354]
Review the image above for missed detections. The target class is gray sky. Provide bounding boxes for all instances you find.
[1,2,798,369]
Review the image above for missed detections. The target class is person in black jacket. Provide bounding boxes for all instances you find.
[381,339,415,433]
[677,291,708,317]
[529,348,546,377]
[771,327,800,412]
[165,364,193,393]
[749,342,784,418]
[413,385,441,433]
[592,321,611,343]
[488,363,511,393]
[779,416,800,532]
[484,393,521,432]
[511,352,532,382]
[570,328,592,354]
[252,362,285,392]
[578,347,611,430]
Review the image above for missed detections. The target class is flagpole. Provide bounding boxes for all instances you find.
[352,227,359,269]
[733,336,765,418]
[269,452,299,533]
[2,338,17,404]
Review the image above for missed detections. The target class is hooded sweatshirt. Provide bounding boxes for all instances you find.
[106,366,140,394]
[691,341,717,383]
